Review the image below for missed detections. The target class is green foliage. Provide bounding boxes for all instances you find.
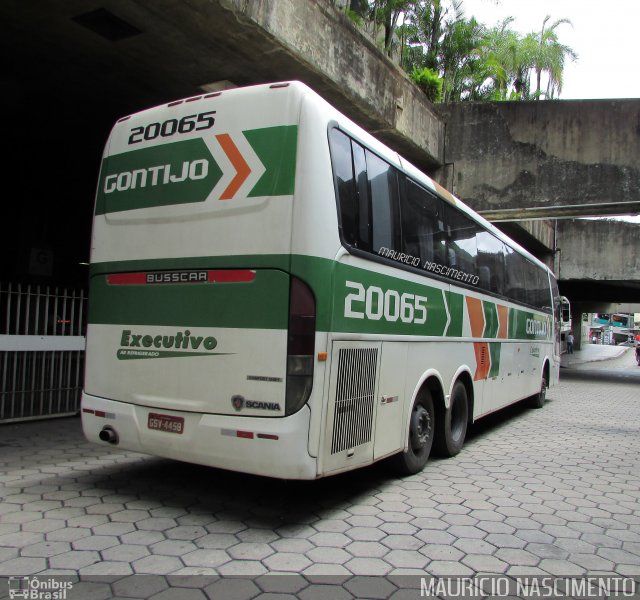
[410,66,443,102]
[334,0,577,103]
[345,8,364,26]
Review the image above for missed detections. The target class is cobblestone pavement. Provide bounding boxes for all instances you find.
[0,352,639,598]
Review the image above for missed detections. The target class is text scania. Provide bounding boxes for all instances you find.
[526,318,548,337]
[246,401,280,410]
[120,329,217,351]
[104,160,209,194]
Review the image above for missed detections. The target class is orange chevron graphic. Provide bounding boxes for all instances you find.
[497,304,508,339]
[465,296,485,338]
[216,133,251,200]
[473,342,491,381]
[466,297,490,380]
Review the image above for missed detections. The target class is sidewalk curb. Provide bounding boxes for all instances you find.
[561,346,630,368]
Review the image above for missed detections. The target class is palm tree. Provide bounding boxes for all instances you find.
[476,18,525,100]
[529,16,578,99]
[439,16,487,101]
[370,0,416,57]
[342,2,577,103]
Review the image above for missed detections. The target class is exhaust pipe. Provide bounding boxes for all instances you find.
[99,426,119,445]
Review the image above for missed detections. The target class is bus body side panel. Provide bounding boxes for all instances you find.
[318,253,466,476]
[316,251,554,475]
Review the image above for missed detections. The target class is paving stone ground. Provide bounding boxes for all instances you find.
[0,350,639,598]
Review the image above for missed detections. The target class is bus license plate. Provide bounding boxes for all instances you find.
[148,413,184,434]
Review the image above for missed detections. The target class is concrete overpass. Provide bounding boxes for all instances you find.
[439,101,640,220]
[1,0,639,309]
[557,219,640,303]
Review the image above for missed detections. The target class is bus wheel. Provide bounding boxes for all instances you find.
[392,391,435,475]
[529,375,547,409]
[435,380,468,457]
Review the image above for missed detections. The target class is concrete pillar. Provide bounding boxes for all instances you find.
[573,314,583,351]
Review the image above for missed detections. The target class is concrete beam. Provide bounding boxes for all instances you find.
[557,219,640,303]
[441,100,640,219]
[558,219,639,281]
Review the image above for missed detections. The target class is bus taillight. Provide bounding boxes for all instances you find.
[285,277,316,415]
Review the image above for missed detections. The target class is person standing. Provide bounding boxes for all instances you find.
[567,332,575,354]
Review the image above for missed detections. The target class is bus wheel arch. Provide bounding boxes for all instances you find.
[530,360,550,409]
[434,371,472,458]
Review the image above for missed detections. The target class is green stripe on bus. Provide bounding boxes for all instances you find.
[94,125,298,216]
[483,301,499,338]
[445,292,464,338]
[489,342,501,377]
[89,254,551,340]
[245,126,298,197]
[95,138,223,215]
[89,268,290,329]
[330,263,450,337]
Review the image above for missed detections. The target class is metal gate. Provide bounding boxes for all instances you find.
[0,283,87,423]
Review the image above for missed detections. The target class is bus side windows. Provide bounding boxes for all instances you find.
[444,204,478,277]
[328,127,552,314]
[353,143,371,251]
[476,231,506,296]
[365,150,400,254]
[401,179,444,264]
[328,129,357,246]
[329,129,373,251]
[504,246,528,305]
[528,262,550,310]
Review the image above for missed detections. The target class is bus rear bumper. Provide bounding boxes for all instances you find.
[81,392,317,480]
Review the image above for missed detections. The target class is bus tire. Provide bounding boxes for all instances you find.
[434,380,468,457]
[391,391,435,475]
[529,375,547,409]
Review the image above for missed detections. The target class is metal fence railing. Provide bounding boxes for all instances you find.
[0,283,87,423]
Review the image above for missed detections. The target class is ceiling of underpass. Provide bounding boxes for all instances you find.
[1,0,325,285]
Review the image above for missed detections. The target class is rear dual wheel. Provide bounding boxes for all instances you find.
[434,380,468,458]
[392,391,435,475]
[393,381,470,475]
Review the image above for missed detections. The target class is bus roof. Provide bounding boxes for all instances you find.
[109,80,553,277]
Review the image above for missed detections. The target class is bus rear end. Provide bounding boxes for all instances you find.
[82,83,319,479]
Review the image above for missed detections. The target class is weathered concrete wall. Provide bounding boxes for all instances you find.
[221,0,444,170]
[558,219,640,282]
[441,101,640,219]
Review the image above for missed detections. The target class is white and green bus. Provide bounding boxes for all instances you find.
[82,81,561,479]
